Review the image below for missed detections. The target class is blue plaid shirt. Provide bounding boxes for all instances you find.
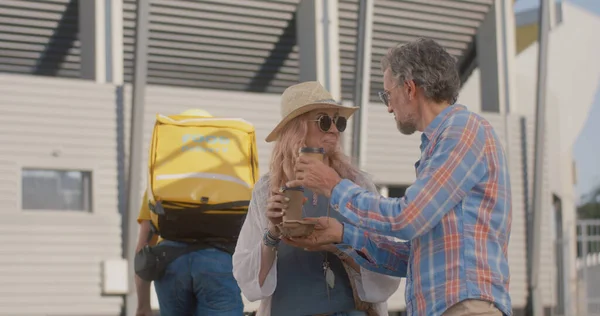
[334,105,512,316]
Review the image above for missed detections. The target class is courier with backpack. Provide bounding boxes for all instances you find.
[134,110,259,282]
[146,113,259,242]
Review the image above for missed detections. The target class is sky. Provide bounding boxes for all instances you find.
[515,0,600,201]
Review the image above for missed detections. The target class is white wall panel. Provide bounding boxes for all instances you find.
[0,74,122,316]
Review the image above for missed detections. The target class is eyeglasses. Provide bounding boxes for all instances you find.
[378,85,399,106]
[378,91,390,106]
[312,114,347,133]
[378,81,421,106]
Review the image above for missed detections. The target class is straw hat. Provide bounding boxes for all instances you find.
[265,81,358,142]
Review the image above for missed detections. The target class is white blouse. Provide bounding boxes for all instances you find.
[232,173,402,316]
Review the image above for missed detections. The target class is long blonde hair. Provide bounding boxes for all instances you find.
[269,112,360,191]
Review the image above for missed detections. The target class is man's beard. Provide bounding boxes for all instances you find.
[396,118,416,135]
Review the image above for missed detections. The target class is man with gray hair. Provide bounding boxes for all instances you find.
[286,38,513,316]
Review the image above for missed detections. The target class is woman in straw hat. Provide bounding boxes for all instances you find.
[232,82,402,316]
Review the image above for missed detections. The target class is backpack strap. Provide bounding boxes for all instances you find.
[147,220,159,243]
[159,200,250,211]
[149,200,250,213]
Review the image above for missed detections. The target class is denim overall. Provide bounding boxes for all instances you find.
[271,188,366,316]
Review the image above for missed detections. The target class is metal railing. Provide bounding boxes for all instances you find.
[577,219,600,316]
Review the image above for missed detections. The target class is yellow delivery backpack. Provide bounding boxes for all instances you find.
[146,114,259,242]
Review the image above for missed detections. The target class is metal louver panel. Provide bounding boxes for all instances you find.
[339,0,492,102]
[0,0,80,78]
[123,0,300,94]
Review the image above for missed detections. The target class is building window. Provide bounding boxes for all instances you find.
[21,169,92,212]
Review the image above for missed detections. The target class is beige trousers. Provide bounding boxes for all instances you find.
[442,299,503,316]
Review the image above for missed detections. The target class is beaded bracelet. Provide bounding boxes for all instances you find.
[263,228,280,248]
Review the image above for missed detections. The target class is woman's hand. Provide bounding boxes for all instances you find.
[266,190,289,229]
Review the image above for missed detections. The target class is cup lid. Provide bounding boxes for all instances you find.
[299,147,325,154]
[279,185,304,193]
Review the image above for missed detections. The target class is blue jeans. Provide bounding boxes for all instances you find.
[154,241,243,316]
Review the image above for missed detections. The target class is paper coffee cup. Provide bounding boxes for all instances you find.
[296,147,325,180]
[281,186,304,221]
[276,147,325,236]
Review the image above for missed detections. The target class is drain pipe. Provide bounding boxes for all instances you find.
[350,0,373,168]
[527,0,551,315]
[123,1,150,315]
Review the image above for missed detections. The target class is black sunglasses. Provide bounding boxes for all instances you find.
[312,114,347,133]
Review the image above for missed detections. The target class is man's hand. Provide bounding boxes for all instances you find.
[286,156,342,197]
[284,217,344,248]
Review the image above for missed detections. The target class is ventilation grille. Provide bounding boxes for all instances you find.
[123,0,301,94]
[340,0,492,102]
[0,0,80,78]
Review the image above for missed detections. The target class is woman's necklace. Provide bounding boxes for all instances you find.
[307,192,335,297]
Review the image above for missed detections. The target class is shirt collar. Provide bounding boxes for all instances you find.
[422,104,465,140]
